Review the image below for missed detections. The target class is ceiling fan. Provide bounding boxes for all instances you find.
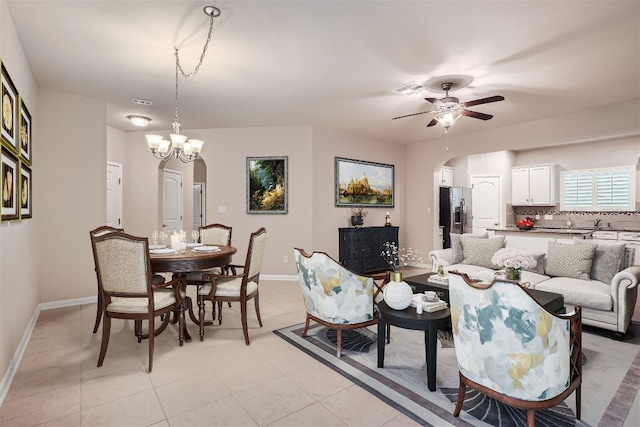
[392,82,505,130]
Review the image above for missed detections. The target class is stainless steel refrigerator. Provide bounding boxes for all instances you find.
[439,186,472,249]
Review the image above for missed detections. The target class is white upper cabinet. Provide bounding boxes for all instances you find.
[439,166,453,187]
[511,164,557,206]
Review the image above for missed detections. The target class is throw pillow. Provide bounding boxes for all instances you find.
[451,232,488,264]
[461,236,505,269]
[574,238,626,284]
[525,252,546,274]
[545,241,597,280]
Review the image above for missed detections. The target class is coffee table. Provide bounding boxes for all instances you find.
[377,300,451,392]
[404,272,565,314]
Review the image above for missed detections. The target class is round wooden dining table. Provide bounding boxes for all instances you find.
[149,245,237,342]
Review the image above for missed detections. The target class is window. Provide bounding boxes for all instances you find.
[560,166,636,211]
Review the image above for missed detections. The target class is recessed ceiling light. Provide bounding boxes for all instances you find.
[127,115,151,127]
[131,98,152,106]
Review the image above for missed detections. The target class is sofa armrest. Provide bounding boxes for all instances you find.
[428,248,454,265]
[611,266,640,292]
[610,266,640,333]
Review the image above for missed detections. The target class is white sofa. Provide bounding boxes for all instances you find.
[428,234,640,336]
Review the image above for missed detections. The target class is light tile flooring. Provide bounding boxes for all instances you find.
[0,279,423,427]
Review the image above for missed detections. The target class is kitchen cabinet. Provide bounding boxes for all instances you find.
[438,166,453,187]
[339,226,399,274]
[512,164,557,206]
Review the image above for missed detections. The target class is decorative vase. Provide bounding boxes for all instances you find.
[383,272,413,310]
[505,267,522,281]
[351,215,364,227]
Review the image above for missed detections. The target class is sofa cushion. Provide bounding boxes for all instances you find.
[461,236,505,269]
[575,239,626,285]
[545,241,597,280]
[451,232,488,264]
[533,277,613,311]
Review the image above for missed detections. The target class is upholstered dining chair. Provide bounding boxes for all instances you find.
[185,223,233,318]
[90,226,165,334]
[294,248,388,358]
[198,227,267,344]
[448,271,582,427]
[91,231,186,372]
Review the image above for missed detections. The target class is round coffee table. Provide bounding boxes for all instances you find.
[377,300,451,391]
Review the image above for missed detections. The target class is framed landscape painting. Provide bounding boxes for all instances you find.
[246,156,288,214]
[335,157,394,207]
[1,145,19,221]
[20,162,31,219]
[1,62,18,151]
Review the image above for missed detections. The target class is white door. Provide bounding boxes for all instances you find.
[193,183,204,231]
[106,162,122,227]
[471,175,502,234]
[163,169,183,233]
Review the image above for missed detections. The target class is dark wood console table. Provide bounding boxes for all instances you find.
[338,226,398,274]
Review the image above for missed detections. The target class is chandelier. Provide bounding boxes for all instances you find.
[146,6,221,163]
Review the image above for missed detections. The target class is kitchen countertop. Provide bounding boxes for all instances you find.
[489,227,594,235]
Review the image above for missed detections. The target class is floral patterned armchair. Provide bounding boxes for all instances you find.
[294,248,387,357]
[448,271,582,427]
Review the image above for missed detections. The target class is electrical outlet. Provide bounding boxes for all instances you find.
[535,214,540,220]
[544,214,553,220]
[217,206,227,213]
[283,255,289,263]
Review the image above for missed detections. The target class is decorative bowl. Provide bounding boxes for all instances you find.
[515,224,534,230]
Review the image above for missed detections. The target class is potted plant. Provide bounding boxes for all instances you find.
[350,207,367,227]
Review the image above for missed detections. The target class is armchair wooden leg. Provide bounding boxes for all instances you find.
[526,410,535,427]
[254,292,263,327]
[453,379,466,417]
[302,316,311,337]
[576,386,581,419]
[148,315,155,373]
[241,299,250,345]
[92,292,103,334]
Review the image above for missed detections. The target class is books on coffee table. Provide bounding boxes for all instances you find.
[429,274,449,285]
[410,294,448,312]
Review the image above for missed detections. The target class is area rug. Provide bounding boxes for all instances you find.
[274,321,640,427]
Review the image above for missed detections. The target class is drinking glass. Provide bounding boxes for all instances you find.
[191,230,199,243]
[152,230,159,247]
[159,231,167,246]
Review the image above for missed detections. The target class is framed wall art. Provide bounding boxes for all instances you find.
[19,98,31,164]
[20,162,31,219]
[1,62,18,151]
[335,157,394,208]
[1,145,19,221]
[246,156,288,214]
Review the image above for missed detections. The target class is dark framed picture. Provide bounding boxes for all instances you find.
[246,156,288,214]
[19,98,31,164]
[1,62,18,151]
[1,145,19,221]
[335,157,394,207]
[20,162,31,219]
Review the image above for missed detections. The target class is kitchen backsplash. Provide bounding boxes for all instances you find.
[508,205,640,231]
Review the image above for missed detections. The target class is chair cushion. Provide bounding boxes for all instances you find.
[106,289,177,314]
[461,236,504,269]
[545,241,597,280]
[198,277,258,297]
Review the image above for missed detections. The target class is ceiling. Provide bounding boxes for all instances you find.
[5,1,640,145]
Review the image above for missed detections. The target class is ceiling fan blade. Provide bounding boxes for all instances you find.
[461,109,493,120]
[426,118,438,127]
[462,95,505,107]
[392,111,429,120]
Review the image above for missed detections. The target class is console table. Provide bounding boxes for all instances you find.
[338,226,398,274]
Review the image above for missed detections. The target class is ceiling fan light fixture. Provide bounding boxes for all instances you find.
[434,110,461,130]
[127,115,151,127]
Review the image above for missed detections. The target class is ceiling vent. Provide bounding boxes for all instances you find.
[131,98,152,106]
[393,81,424,96]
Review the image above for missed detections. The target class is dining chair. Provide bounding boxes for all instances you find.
[185,223,234,319]
[198,227,266,344]
[91,231,186,372]
[90,226,166,334]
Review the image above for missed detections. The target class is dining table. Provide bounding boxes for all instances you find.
[149,245,237,342]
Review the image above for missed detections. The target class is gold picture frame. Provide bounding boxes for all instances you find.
[1,145,19,221]
[1,62,18,151]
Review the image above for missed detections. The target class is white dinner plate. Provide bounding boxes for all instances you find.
[149,248,176,255]
[192,245,220,252]
[186,243,203,248]
[149,245,166,250]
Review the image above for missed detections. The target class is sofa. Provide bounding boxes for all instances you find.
[428,233,640,336]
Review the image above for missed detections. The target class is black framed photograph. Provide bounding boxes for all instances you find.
[1,62,18,151]
[19,98,31,164]
[247,156,288,214]
[335,157,394,207]
[20,162,31,219]
[1,145,19,221]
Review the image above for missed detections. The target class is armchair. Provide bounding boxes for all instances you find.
[448,271,582,426]
[294,248,387,358]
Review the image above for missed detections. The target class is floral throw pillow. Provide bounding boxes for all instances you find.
[545,241,597,280]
